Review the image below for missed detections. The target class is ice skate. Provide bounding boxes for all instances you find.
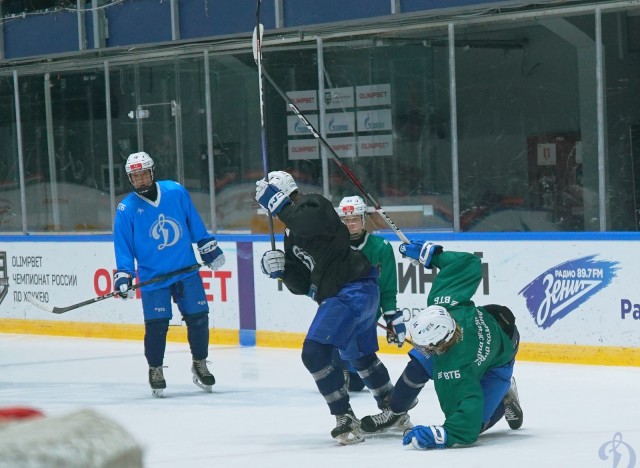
[192,359,215,392]
[330,408,364,445]
[361,408,413,434]
[503,377,523,429]
[149,366,166,398]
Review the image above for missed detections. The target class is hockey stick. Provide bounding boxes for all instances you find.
[252,1,276,250]
[259,67,410,244]
[25,263,203,315]
[376,322,415,347]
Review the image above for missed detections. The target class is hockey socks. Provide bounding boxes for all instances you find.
[144,319,169,368]
[301,340,350,415]
[184,312,210,361]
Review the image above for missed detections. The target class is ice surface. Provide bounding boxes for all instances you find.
[1,334,638,468]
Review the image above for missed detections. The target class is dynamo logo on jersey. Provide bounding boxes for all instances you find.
[149,214,182,250]
[292,245,315,272]
[519,255,618,329]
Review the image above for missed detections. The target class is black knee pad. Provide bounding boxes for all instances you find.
[183,311,208,329]
[301,340,333,373]
[145,318,170,336]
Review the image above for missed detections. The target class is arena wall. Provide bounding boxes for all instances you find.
[1,233,638,366]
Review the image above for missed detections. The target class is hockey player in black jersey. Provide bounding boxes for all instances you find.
[255,171,403,445]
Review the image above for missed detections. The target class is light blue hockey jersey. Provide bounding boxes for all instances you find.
[113,180,209,290]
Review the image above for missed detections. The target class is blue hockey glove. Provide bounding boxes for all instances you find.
[197,237,226,271]
[261,250,285,279]
[383,309,406,347]
[255,179,291,216]
[402,425,447,450]
[398,241,442,269]
[113,270,134,300]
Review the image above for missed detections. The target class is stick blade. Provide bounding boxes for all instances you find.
[252,23,264,61]
[24,293,54,313]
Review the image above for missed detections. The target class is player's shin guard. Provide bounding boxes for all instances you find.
[301,340,350,415]
[351,354,394,409]
[389,356,428,413]
[184,312,209,361]
[144,319,170,367]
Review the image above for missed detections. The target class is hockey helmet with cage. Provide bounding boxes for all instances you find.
[125,152,155,193]
[409,305,457,354]
[267,171,298,197]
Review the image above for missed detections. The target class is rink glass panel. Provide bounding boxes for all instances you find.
[2,6,640,233]
[321,30,452,232]
[13,70,111,232]
[208,51,265,232]
[0,76,20,232]
[602,9,640,231]
[455,15,597,232]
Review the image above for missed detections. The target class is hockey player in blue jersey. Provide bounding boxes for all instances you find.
[255,171,403,445]
[113,152,225,397]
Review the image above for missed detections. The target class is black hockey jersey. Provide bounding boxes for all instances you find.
[276,193,372,304]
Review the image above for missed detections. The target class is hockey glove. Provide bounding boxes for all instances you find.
[402,425,447,450]
[113,270,135,300]
[261,250,285,279]
[197,237,225,270]
[383,309,406,347]
[255,179,291,216]
[398,241,442,269]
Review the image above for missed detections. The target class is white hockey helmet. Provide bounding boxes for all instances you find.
[409,305,457,354]
[338,195,367,238]
[267,171,298,197]
[125,152,155,193]
[338,195,367,218]
[125,151,154,175]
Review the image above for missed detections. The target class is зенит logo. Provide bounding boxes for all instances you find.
[519,255,618,329]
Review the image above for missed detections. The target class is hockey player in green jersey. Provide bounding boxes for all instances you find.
[333,195,405,392]
[360,241,523,448]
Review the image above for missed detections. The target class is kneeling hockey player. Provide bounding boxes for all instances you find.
[360,243,523,449]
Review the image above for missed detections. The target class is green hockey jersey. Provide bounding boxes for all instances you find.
[352,232,397,318]
[426,250,515,447]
